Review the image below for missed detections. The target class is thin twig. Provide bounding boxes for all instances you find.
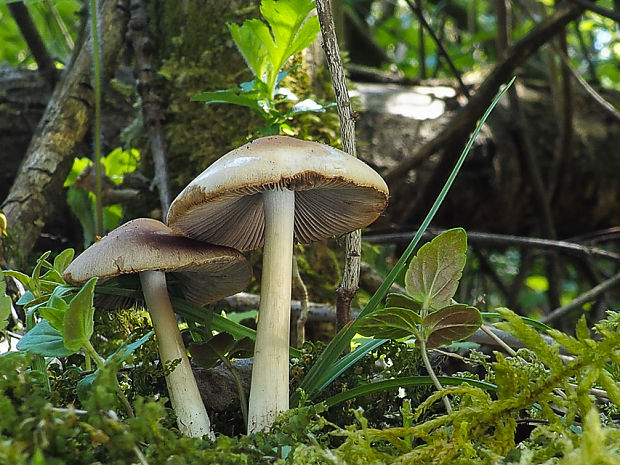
[495,0,561,309]
[90,0,104,237]
[8,1,59,86]
[363,229,620,261]
[541,270,620,324]
[292,255,310,348]
[315,0,361,333]
[126,0,172,214]
[567,0,620,22]
[405,0,470,98]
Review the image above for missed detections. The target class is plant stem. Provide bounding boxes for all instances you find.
[83,339,135,418]
[419,338,452,413]
[248,188,295,433]
[90,0,104,237]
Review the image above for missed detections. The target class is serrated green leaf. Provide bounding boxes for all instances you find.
[547,328,582,355]
[53,249,75,275]
[357,307,422,339]
[597,369,620,406]
[495,307,563,373]
[63,277,97,352]
[405,228,467,310]
[228,19,271,81]
[260,0,318,74]
[422,304,482,348]
[17,320,74,357]
[385,293,421,310]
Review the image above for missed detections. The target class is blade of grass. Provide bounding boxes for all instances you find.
[293,77,516,406]
[323,376,497,408]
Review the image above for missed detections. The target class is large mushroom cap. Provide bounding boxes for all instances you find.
[167,136,389,251]
[63,218,251,306]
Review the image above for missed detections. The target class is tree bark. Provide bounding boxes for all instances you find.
[1,0,126,267]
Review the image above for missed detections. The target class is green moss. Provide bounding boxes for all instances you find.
[150,1,262,194]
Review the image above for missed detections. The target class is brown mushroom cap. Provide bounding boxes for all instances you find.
[166,136,389,251]
[63,218,251,306]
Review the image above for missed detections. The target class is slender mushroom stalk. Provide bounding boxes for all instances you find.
[140,270,213,438]
[247,188,295,432]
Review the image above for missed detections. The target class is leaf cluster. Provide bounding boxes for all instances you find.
[192,0,332,135]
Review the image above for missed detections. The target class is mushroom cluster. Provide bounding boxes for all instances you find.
[65,136,388,438]
[167,136,388,433]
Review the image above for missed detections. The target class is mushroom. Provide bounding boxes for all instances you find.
[63,218,251,438]
[166,136,389,433]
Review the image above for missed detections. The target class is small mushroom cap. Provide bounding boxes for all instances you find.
[167,136,389,251]
[63,218,251,306]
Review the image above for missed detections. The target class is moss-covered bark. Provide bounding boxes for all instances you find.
[149,0,262,195]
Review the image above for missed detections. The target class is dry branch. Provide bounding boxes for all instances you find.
[1,0,126,267]
[316,0,361,333]
[383,2,584,187]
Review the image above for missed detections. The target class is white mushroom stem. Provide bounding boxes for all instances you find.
[139,270,213,439]
[248,188,295,433]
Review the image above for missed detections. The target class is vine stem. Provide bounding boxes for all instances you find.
[315,0,361,334]
[419,338,452,413]
[90,0,104,237]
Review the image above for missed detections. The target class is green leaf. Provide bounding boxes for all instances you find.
[385,293,421,309]
[422,304,482,348]
[192,88,270,118]
[53,249,75,275]
[575,315,591,342]
[39,305,66,332]
[107,331,153,362]
[228,337,254,359]
[63,277,97,352]
[17,320,74,357]
[190,333,236,369]
[357,306,422,340]
[405,228,467,310]
[76,372,96,402]
[3,270,31,290]
[260,0,319,76]
[64,157,92,187]
[102,148,140,185]
[228,19,271,81]
[228,0,319,93]
[0,270,12,329]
